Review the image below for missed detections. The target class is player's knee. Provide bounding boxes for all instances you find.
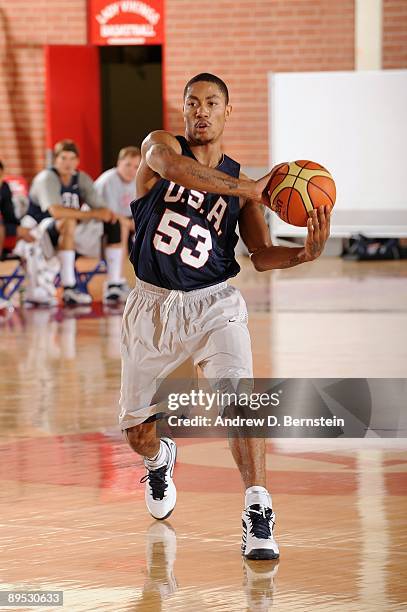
[104,220,121,244]
[59,218,77,236]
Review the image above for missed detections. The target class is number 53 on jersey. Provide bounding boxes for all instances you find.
[153,182,228,270]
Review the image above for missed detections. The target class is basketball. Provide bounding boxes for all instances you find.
[267,160,336,226]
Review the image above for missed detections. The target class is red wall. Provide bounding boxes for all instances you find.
[0,0,406,180]
[46,45,102,179]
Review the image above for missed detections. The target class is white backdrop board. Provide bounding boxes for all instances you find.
[268,70,407,238]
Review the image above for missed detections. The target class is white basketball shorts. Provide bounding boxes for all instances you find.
[73,220,104,258]
[119,279,253,429]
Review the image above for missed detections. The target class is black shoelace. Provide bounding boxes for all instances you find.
[140,465,168,500]
[248,504,273,539]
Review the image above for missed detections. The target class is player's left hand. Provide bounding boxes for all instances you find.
[16,226,36,243]
[304,205,331,261]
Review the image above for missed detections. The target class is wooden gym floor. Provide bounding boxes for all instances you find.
[0,257,406,611]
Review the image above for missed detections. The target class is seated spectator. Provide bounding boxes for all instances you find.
[26,140,128,306]
[95,146,140,277]
[0,160,34,259]
[0,208,8,311]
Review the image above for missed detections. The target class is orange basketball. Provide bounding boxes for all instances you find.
[267,160,336,227]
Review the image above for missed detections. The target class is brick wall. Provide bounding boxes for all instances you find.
[1,0,406,180]
[0,0,87,179]
[165,0,355,167]
[382,0,407,68]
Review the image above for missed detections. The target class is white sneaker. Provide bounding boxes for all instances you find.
[242,504,280,560]
[63,285,92,306]
[24,287,58,307]
[103,281,130,304]
[0,296,12,310]
[141,437,177,520]
[145,521,178,597]
[0,297,14,321]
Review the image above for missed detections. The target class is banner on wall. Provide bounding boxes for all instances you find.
[88,0,164,45]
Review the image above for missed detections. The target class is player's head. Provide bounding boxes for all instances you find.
[53,139,79,175]
[116,146,141,182]
[183,73,231,144]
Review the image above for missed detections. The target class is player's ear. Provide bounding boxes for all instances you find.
[225,104,232,120]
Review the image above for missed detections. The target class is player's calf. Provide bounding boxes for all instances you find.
[57,218,77,251]
[103,221,129,304]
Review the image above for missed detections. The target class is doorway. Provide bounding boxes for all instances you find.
[100,45,162,170]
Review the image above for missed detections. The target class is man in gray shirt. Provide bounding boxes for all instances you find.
[95,146,140,217]
[95,146,140,278]
[27,139,128,306]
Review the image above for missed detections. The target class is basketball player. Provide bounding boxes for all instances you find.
[0,161,35,310]
[27,140,128,305]
[0,160,34,258]
[95,146,140,280]
[120,74,331,560]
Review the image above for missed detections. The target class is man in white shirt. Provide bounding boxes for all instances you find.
[95,147,140,278]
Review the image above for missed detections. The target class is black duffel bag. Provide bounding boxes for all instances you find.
[342,234,402,260]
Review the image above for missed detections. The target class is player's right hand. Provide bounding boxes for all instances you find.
[92,208,117,223]
[253,167,279,207]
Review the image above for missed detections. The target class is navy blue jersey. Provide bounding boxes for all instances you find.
[130,136,241,291]
[0,181,20,236]
[27,168,82,223]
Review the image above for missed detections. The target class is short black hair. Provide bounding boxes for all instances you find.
[183,73,229,104]
[0,161,4,171]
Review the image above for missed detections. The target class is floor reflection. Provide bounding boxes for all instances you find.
[0,304,124,437]
[1,259,406,610]
[0,433,405,610]
[243,558,279,611]
[134,522,178,611]
[133,521,279,612]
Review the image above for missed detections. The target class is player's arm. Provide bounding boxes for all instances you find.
[0,185,35,243]
[77,172,117,223]
[239,195,331,271]
[140,130,271,201]
[45,174,115,224]
[37,174,86,220]
[49,204,116,223]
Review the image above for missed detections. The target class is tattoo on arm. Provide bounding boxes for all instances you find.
[281,254,302,268]
[252,249,304,271]
[189,165,238,191]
